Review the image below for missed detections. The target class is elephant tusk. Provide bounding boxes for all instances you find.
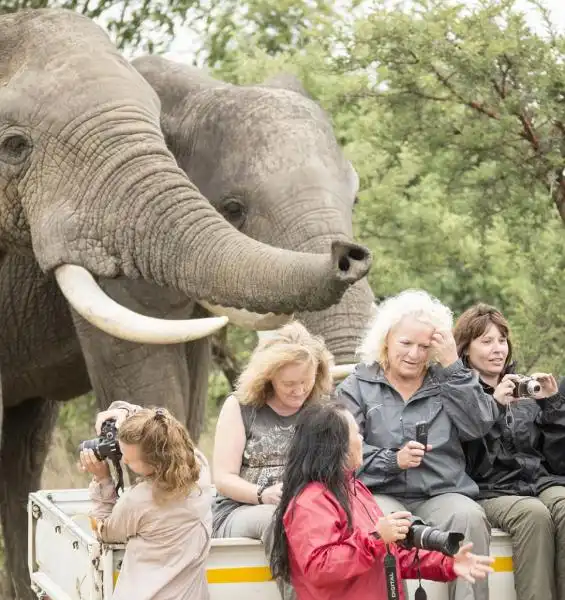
[199,300,293,331]
[55,264,229,344]
[331,364,356,381]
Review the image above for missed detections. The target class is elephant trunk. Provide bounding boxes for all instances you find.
[133,187,370,314]
[297,278,376,367]
[45,139,371,320]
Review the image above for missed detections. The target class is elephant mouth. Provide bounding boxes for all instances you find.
[55,264,229,343]
[197,300,294,331]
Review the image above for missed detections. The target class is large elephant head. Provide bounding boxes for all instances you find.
[132,56,376,367]
[0,9,372,346]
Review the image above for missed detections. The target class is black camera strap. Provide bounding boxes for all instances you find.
[384,546,400,600]
[385,545,428,600]
[412,550,427,600]
[111,457,124,496]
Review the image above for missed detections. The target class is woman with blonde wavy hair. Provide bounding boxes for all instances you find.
[79,406,213,600]
[212,320,333,599]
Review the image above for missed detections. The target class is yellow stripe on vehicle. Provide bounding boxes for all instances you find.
[207,566,272,584]
[113,556,513,586]
[493,556,513,572]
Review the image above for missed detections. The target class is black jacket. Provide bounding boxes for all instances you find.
[464,367,565,499]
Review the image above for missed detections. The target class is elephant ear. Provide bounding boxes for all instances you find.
[261,73,312,99]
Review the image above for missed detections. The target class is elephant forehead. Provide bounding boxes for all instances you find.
[0,11,161,124]
[197,93,348,174]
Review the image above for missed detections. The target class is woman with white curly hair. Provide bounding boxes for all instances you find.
[337,289,499,600]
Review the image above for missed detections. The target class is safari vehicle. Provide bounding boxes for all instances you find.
[28,487,517,600]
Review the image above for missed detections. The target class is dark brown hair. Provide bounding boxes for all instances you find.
[453,303,513,370]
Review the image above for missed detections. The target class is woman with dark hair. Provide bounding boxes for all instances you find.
[270,402,493,600]
[454,303,565,600]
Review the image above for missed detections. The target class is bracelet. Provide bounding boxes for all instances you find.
[257,483,267,505]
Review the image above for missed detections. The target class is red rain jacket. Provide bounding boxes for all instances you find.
[283,477,456,600]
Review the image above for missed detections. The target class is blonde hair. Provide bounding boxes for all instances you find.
[118,407,200,504]
[358,289,453,368]
[233,321,334,407]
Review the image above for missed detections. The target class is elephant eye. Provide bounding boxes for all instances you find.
[0,133,32,165]
[219,198,246,228]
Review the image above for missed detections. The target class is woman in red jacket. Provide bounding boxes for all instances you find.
[269,402,494,600]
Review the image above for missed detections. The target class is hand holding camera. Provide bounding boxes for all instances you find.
[494,373,558,405]
[78,418,125,492]
[95,407,129,435]
[79,448,111,482]
[373,511,413,544]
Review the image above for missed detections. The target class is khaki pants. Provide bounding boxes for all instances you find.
[214,503,296,600]
[373,493,491,600]
[480,486,565,600]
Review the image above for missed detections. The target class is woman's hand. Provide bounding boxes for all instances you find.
[79,448,111,482]
[530,373,559,399]
[430,329,459,368]
[373,511,413,544]
[260,482,283,505]
[95,408,129,435]
[493,374,518,406]
[452,542,494,583]
[397,441,432,469]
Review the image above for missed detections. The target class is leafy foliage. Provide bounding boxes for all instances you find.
[209,0,565,374]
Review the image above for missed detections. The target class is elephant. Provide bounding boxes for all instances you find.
[0,9,372,599]
[130,55,376,372]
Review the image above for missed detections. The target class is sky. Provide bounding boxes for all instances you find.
[160,0,565,64]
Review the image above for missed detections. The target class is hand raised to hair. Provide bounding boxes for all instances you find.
[430,329,459,368]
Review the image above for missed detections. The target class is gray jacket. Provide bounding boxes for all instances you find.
[336,359,501,499]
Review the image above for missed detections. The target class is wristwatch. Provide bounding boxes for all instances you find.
[257,483,268,504]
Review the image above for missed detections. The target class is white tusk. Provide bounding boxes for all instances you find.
[55,264,228,344]
[199,300,293,331]
[331,364,356,381]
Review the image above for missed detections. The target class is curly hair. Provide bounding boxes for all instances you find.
[357,289,453,368]
[118,407,200,504]
[233,321,334,407]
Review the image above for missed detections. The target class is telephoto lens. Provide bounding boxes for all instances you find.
[400,517,464,556]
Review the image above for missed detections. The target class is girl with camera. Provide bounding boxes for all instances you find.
[269,402,494,600]
[79,406,213,600]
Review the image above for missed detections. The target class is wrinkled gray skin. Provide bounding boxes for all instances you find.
[0,10,371,599]
[132,56,376,365]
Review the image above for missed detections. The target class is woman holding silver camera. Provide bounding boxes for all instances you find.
[454,303,565,600]
[269,401,494,600]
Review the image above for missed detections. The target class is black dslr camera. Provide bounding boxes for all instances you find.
[512,376,541,399]
[400,516,464,557]
[78,418,122,462]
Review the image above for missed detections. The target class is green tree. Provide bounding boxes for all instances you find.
[207,0,565,374]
